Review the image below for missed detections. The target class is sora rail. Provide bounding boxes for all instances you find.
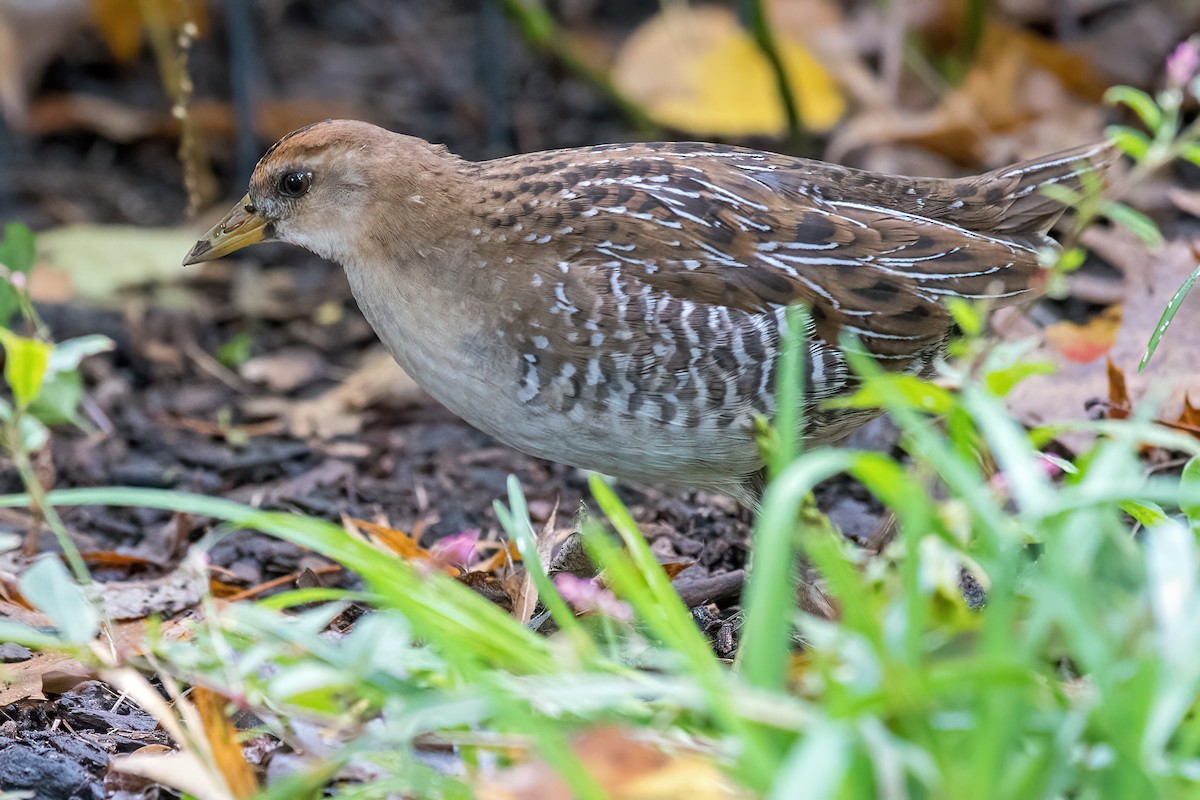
[185,121,1114,505]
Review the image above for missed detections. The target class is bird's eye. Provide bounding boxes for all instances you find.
[278,171,312,198]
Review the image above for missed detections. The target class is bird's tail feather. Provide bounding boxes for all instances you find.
[978,141,1120,235]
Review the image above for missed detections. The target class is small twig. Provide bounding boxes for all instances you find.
[675,569,746,608]
[220,564,345,603]
[496,0,658,134]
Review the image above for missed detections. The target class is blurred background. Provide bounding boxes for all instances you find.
[1,0,1196,229]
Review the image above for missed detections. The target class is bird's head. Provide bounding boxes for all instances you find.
[184,119,463,267]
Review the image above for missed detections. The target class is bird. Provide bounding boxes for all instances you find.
[184,120,1115,507]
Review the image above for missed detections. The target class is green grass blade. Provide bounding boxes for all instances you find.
[769,305,810,479]
[493,475,596,656]
[738,449,856,693]
[0,486,556,674]
[1140,260,1200,371]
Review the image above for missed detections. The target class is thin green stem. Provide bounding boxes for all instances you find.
[496,0,658,133]
[8,421,90,585]
[742,0,804,144]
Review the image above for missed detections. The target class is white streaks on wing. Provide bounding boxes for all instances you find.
[829,200,1037,254]
[731,213,772,232]
[920,285,1029,299]
[757,240,839,252]
[998,151,1097,179]
[793,273,842,309]
[878,246,963,264]
[770,253,862,267]
[696,241,748,267]
[841,325,926,341]
[752,251,798,277]
[693,178,770,211]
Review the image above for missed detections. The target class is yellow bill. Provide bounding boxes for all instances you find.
[183,194,269,265]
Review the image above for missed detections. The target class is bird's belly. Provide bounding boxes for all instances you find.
[348,272,762,490]
[416,352,763,491]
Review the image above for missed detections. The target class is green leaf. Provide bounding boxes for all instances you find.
[0,620,69,650]
[1120,500,1172,528]
[1103,85,1163,133]
[29,370,84,426]
[1105,125,1151,161]
[1054,246,1087,273]
[15,414,50,452]
[1182,142,1200,168]
[1140,261,1199,371]
[217,331,253,370]
[1103,201,1163,247]
[1182,457,1200,530]
[0,284,21,330]
[47,335,114,376]
[0,223,37,275]
[19,557,99,645]
[985,361,1056,397]
[824,373,955,415]
[0,330,52,408]
[948,298,985,338]
[770,305,809,479]
[0,485,558,675]
[1038,183,1082,207]
[26,335,113,427]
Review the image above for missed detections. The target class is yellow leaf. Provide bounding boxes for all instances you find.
[89,0,143,63]
[88,0,208,63]
[612,5,844,137]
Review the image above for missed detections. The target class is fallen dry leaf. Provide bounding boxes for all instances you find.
[106,666,240,800]
[828,21,1106,165]
[1006,230,1200,448]
[768,0,890,111]
[287,348,425,439]
[1043,305,1123,364]
[193,687,259,799]
[0,650,86,705]
[343,515,460,576]
[240,347,326,393]
[33,224,205,306]
[476,726,746,800]
[612,4,844,137]
[98,561,208,620]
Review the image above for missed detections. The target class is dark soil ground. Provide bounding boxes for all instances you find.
[0,3,893,796]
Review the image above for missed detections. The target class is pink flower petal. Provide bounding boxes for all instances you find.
[430,529,481,567]
[553,573,632,622]
[1167,39,1200,88]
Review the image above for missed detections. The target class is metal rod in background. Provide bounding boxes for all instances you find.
[223,0,259,183]
[479,0,513,157]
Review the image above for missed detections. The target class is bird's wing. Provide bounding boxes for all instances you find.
[473,141,1113,369]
